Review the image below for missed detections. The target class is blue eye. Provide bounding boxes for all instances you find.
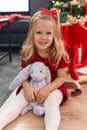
[36,31,41,34]
[47,32,52,35]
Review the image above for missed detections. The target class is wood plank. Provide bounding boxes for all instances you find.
[0,83,87,130]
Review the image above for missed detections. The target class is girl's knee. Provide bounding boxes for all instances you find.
[44,90,63,107]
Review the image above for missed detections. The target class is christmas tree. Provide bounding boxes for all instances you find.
[48,0,85,18]
[48,0,71,12]
[48,0,71,23]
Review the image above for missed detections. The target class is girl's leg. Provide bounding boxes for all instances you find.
[44,89,63,130]
[0,90,28,129]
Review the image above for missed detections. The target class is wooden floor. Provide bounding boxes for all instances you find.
[0,82,87,130]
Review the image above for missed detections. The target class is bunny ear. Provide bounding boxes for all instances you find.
[45,66,51,84]
[9,64,32,90]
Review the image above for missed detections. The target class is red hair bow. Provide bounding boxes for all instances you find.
[41,8,57,19]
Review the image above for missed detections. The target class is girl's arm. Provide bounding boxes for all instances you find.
[47,67,67,91]
[36,67,67,104]
[63,50,70,63]
[21,56,37,102]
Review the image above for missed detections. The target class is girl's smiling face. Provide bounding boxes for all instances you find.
[34,19,54,54]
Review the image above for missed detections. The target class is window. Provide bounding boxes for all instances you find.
[0,0,29,12]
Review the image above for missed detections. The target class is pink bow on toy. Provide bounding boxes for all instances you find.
[41,8,57,19]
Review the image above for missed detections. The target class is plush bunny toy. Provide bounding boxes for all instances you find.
[9,62,51,116]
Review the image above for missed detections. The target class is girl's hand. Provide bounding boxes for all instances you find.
[22,80,37,102]
[36,86,51,104]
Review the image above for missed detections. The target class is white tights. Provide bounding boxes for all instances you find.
[0,90,28,130]
[44,89,63,130]
[0,89,63,130]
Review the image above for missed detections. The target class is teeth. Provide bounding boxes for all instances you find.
[39,42,47,44]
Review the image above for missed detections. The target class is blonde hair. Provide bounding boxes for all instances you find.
[22,8,65,63]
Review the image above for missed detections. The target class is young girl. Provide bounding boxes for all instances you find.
[0,8,69,130]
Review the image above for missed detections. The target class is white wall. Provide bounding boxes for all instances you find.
[0,0,29,12]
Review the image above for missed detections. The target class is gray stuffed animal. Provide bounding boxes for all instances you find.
[9,62,51,116]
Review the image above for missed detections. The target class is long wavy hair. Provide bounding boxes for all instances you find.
[22,8,65,64]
